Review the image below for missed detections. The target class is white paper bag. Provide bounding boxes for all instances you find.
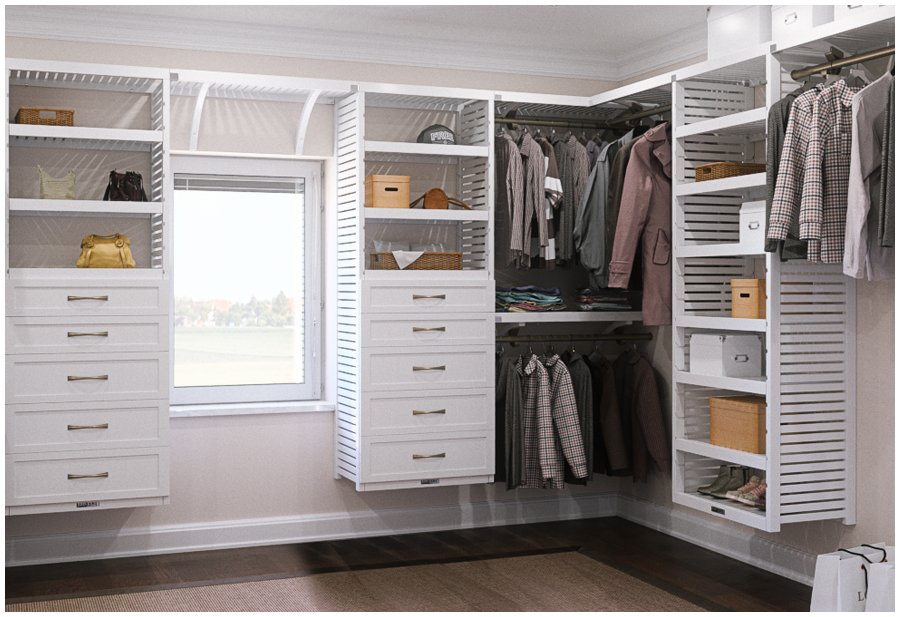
[811,543,892,612]
[865,563,895,612]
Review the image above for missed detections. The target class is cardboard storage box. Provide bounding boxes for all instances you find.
[710,395,767,454]
[690,333,763,378]
[707,6,771,59]
[731,279,766,319]
[364,175,410,208]
[739,200,766,252]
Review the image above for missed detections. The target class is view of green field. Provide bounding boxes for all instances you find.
[174,327,303,387]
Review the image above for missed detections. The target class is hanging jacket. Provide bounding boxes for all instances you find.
[564,352,594,484]
[764,89,806,260]
[574,141,612,288]
[495,134,524,268]
[878,79,894,248]
[585,350,629,475]
[496,356,526,490]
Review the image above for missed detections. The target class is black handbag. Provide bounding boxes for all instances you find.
[103,170,148,202]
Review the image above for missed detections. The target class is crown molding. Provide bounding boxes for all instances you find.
[5,6,706,83]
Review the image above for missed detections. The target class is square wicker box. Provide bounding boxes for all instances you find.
[369,251,462,271]
[15,107,74,127]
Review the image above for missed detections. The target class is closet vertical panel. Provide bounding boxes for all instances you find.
[335,92,364,483]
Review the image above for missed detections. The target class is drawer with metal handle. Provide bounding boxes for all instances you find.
[6,447,170,507]
[6,316,167,355]
[5,352,168,405]
[361,388,492,436]
[7,400,168,453]
[361,280,494,314]
[361,313,492,348]
[361,345,493,391]
[360,431,493,483]
[6,279,168,316]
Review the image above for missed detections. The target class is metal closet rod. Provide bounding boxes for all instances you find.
[790,44,895,80]
[495,332,653,344]
[495,104,672,130]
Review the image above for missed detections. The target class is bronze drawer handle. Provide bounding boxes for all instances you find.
[413,366,445,371]
[412,294,445,300]
[413,409,446,415]
[412,327,446,332]
[412,453,446,459]
[67,472,109,479]
[68,332,109,337]
[67,296,109,301]
[68,423,109,430]
[68,375,109,381]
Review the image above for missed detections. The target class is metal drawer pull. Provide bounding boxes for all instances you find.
[413,409,446,415]
[748,222,760,230]
[412,294,445,300]
[413,366,446,371]
[67,472,109,479]
[413,453,446,459]
[68,375,109,381]
[68,331,109,337]
[413,327,446,332]
[68,423,109,430]
[733,355,750,363]
[67,295,109,301]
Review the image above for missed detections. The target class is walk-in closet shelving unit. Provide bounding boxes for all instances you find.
[5,59,172,515]
[669,1,894,529]
[334,84,497,491]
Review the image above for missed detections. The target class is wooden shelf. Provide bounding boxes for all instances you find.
[364,141,489,158]
[495,311,642,324]
[8,199,162,217]
[675,438,767,469]
[364,208,488,222]
[675,107,767,139]
[674,370,767,395]
[675,173,766,197]
[675,315,767,332]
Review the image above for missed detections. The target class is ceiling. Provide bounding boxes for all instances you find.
[6,5,711,82]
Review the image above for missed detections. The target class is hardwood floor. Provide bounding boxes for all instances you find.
[5,517,813,611]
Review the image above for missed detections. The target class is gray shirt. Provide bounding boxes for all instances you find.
[878,79,894,248]
[574,141,613,288]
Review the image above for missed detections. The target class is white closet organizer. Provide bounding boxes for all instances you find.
[671,7,893,531]
[5,59,172,515]
[334,84,496,491]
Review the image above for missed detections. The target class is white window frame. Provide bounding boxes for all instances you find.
[169,153,322,407]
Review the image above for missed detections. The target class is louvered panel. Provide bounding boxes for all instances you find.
[680,81,756,126]
[679,257,747,317]
[458,100,489,146]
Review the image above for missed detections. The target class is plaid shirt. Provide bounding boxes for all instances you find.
[801,80,862,263]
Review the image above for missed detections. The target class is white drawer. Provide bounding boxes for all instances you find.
[7,400,168,454]
[6,316,168,355]
[6,447,169,506]
[361,388,492,436]
[361,313,493,348]
[362,280,494,314]
[6,279,168,316]
[360,431,492,483]
[361,345,493,391]
[6,352,168,405]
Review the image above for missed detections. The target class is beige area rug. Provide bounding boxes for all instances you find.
[6,551,707,612]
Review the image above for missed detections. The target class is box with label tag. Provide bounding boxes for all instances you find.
[690,333,763,378]
[739,200,766,252]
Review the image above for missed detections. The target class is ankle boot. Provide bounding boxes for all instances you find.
[710,466,747,499]
[698,465,731,495]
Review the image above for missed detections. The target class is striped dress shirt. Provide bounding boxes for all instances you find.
[517,132,548,268]
[495,134,524,268]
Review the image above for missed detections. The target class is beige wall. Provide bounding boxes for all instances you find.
[5,36,895,561]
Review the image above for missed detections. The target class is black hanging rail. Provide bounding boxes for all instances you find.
[496,332,653,345]
[495,103,672,131]
[790,44,895,80]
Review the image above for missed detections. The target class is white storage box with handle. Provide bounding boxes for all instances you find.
[690,333,763,378]
[707,6,772,59]
[771,6,834,42]
[740,200,766,252]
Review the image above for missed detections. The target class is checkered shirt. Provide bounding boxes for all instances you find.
[543,355,588,480]
[516,354,554,488]
[768,85,823,247]
[801,80,862,263]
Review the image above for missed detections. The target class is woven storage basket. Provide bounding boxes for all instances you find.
[695,162,766,182]
[15,107,74,127]
[369,251,462,271]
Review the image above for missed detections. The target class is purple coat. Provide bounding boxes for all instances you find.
[608,123,672,326]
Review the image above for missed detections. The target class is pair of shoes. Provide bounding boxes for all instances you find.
[725,476,763,501]
[709,466,750,499]
[737,483,767,507]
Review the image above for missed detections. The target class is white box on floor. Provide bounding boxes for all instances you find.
[690,333,763,378]
[771,6,834,42]
[707,6,772,59]
[739,200,766,252]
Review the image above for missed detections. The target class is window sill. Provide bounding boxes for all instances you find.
[170,401,335,418]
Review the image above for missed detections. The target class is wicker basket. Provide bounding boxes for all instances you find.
[369,251,462,271]
[15,107,74,127]
[695,162,766,182]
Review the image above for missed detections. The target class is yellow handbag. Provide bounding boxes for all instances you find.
[76,234,135,268]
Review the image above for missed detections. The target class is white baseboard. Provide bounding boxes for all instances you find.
[616,494,816,586]
[5,493,618,567]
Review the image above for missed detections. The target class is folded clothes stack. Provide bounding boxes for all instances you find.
[574,288,633,311]
[495,286,566,312]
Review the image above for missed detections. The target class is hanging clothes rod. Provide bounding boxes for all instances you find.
[494,104,672,130]
[790,44,895,80]
[496,332,653,344]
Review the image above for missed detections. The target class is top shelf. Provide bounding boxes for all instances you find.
[675,107,767,140]
[9,124,163,145]
[364,141,489,158]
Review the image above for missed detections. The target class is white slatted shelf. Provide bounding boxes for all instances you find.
[675,173,766,197]
[673,491,768,530]
[363,270,491,281]
[675,438,767,469]
[674,370,767,395]
[364,141,489,158]
[8,199,163,217]
[7,267,164,280]
[675,244,765,258]
[675,315,767,332]
[9,124,163,144]
[674,107,767,139]
[364,208,489,222]
[495,311,642,324]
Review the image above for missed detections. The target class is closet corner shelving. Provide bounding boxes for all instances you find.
[669,4,894,531]
[5,58,173,516]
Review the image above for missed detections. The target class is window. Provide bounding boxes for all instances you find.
[171,155,321,405]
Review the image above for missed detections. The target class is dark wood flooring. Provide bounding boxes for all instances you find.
[6,517,812,611]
